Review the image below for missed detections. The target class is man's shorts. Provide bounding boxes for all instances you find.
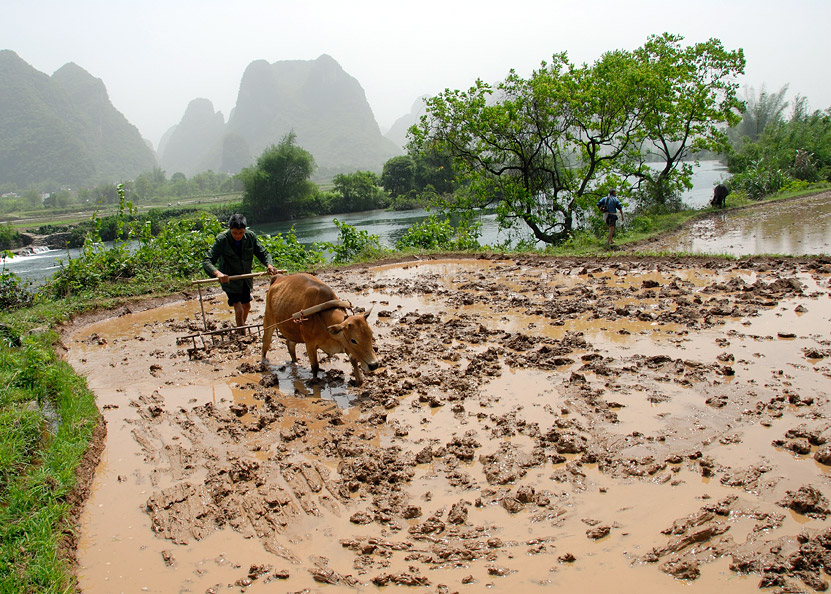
[226,285,251,306]
[605,213,618,226]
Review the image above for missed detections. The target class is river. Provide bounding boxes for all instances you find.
[257,160,730,247]
[6,160,828,287]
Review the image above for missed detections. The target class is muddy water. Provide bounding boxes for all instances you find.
[640,191,831,256]
[68,257,831,593]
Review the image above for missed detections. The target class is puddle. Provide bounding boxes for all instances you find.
[67,256,831,593]
[638,191,831,256]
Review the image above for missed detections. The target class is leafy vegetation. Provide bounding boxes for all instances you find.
[0,223,24,250]
[324,171,389,213]
[396,214,481,251]
[380,149,456,210]
[0,329,100,593]
[727,92,831,198]
[323,219,385,264]
[410,34,744,246]
[238,133,318,221]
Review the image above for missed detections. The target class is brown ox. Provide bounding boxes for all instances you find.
[261,273,378,384]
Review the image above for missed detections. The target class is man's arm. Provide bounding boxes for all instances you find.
[253,235,278,275]
[203,236,229,282]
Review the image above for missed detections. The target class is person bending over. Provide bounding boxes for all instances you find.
[203,214,278,327]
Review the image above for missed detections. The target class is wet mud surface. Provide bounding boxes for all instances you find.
[66,255,831,593]
[628,191,831,256]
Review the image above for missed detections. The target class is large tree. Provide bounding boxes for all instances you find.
[330,171,387,213]
[238,132,316,221]
[411,34,745,245]
[627,34,745,207]
[380,156,415,198]
[411,50,642,244]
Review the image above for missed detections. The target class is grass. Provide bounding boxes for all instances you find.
[1,192,243,231]
[0,331,99,594]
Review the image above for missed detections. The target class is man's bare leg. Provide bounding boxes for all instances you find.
[233,302,251,332]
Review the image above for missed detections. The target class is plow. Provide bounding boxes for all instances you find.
[179,271,270,358]
[179,271,353,359]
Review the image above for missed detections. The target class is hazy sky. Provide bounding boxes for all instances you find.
[3,0,829,151]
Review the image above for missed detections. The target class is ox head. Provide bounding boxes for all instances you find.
[327,307,379,373]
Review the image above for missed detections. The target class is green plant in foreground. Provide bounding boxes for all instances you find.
[0,332,99,593]
[0,266,34,313]
[258,227,326,272]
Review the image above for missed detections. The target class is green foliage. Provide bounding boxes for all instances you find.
[258,229,326,272]
[327,171,389,213]
[381,155,415,198]
[629,34,745,208]
[0,223,24,250]
[0,270,34,311]
[411,33,744,245]
[0,331,99,593]
[1,252,33,311]
[381,148,455,210]
[49,188,226,298]
[321,219,385,264]
[730,163,793,199]
[728,97,831,196]
[396,214,481,251]
[239,133,317,221]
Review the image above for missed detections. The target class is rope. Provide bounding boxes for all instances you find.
[261,299,353,334]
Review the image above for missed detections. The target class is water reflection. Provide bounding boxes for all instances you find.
[659,193,831,255]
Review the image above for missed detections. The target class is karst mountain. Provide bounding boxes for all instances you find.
[160,54,401,178]
[0,50,156,187]
[1,51,410,187]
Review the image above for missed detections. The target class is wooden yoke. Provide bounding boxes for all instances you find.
[291,299,352,321]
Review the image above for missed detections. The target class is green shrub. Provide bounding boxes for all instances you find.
[0,270,34,311]
[731,164,793,199]
[322,219,385,264]
[0,224,24,250]
[396,214,481,251]
[258,228,326,272]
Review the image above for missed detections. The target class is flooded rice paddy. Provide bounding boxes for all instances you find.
[634,191,831,256]
[66,255,831,593]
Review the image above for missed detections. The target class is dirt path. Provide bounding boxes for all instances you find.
[66,255,831,593]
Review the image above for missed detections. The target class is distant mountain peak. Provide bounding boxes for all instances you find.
[0,52,156,187]
[163,54,400,177]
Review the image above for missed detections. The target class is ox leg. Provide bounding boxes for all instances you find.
[350,357,364,386]
[286,340,299,363]
[308,346,320,376]
[261,324,275,360]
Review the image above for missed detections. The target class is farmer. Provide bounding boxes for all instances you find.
[603,189,624,248]
[203,214,278,327]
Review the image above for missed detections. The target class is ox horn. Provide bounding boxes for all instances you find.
[362,304,374,319]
